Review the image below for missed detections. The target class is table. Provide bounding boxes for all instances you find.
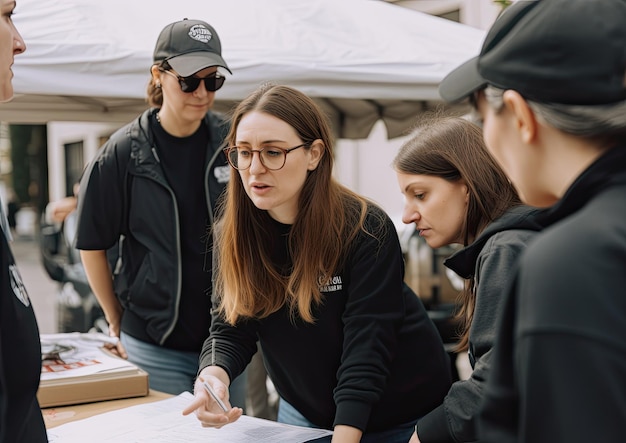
[43,390,172,428]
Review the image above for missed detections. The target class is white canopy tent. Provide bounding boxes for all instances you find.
[2,0,483,139]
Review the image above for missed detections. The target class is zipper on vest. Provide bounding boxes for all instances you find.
[151,146,161,163]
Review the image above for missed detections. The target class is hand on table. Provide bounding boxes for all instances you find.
[102,313,127,359]
[102,337,127,359]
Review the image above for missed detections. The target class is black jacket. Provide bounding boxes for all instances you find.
[201,204,452,433]
[479,146,626,442]
[417,206,541,442]
[0,225,47,442]
[75,108,230,348]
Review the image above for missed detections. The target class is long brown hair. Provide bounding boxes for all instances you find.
[393,115,521,351]
[215,84,371,325]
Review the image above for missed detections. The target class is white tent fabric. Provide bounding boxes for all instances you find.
[2,0,484,139]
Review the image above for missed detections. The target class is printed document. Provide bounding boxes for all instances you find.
[47,392,333,442]
[41,332,136,382]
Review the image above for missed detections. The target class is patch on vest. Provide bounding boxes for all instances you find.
[214,165,231,184]
[9,263,30,306]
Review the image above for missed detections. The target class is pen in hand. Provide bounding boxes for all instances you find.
[202,381,229,412]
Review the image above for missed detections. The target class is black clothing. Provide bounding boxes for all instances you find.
[479,146,626,442]
[0,225,47,442]
[149,116,210,347]
[201,205,452,433]
[6,201,17,230]
[76,108,230,351]
[417,206,541,442]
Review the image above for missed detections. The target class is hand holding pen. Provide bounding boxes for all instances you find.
[182,371,243,428]
[202,381,229,412]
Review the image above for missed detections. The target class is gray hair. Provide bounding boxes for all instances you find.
[483,86,626,142]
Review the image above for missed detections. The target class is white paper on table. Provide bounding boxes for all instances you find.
[40,333,137,381]
[46,392,333,443]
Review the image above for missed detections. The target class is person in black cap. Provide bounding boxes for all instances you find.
[0,1,47,442]
[439,1,626,442]
[75,18,247,403]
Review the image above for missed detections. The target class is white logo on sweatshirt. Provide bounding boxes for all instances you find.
[319,275,343,293]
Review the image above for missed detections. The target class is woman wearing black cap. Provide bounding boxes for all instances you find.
[75,19,246,402]
[0,1,47,442]
[439,1,626,442]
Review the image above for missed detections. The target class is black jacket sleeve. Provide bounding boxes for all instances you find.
[480,211,626,443]
[332,209,407,430]
[198,222,258,381]
[75,127,130,251]
[419,230,535,442]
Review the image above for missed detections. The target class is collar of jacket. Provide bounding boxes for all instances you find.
[535,143,626,227]
[127,108,225,170]
[445,143,626,279]
[444,205,544,279]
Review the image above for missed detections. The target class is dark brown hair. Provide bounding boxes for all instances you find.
[393,115,521,351]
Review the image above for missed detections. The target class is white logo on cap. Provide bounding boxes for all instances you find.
[189,25,212,44]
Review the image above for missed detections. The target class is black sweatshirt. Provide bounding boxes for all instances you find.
[479,146,626,442]
[200,204,452,433]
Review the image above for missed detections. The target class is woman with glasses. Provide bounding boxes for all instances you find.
[75,19,247,400]
[182,84,452,443]
[0,1,47,441]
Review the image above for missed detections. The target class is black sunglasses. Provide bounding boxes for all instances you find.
[159,69,225,93]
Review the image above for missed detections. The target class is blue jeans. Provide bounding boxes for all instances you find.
[278,398,416,443]
[120,333,248,411]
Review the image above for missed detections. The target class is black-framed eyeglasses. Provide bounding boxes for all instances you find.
[159,68,225,93]
[224,143,310,171]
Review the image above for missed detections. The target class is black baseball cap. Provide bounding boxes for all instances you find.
[439,0,626,105]
[153,18,232,77]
